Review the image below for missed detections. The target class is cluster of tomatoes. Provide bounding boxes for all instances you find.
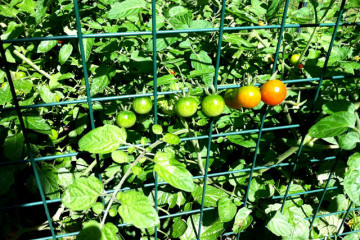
[115,80,287,128]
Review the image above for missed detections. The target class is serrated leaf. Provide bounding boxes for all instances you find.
[117,191,159,228]
[309,112,356,138]
[79,125,127,154]
[61,176,104,211]
[107,0,146,19]
[59,44,73,65]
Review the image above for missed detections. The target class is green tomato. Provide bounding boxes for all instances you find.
[15,72,27,79]
[175,97,198,117]
[109,207,118,217]
[115,111,136,128]
[48,129,58,141]
[201,94,225,117]
[133,97,153,114]
[92,202,104,215]
[289,54,300,66]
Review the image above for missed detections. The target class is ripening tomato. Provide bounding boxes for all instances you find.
[297,64,304,69]
[175,97,198,117]
[58,40,63,44]
[224,89,242,109]
[116,111,136,128]
[169,70,175,75]
[133,97,153,115]
[290,54,300,66]
[201,94,225,117]
[258,21,265,26]
[236,86,261,108]
[260,80,287,106]
[270,54,275,63]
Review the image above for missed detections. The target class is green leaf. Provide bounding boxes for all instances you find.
[190,20,213,29]
[13,79,32,94]
[79,125,127,154]
[217,197,237,222]
[111,150,129,163]
[232,207,253,233]
[154,157,195,192]
[37,39,57,53]
[107,0,147,19]
[3,133,24,161]
[223,34,256,48]
[172,219,187,238]
[146,37,178,52]
[309,112,356,138]
[90,65,116,95]
[61,176,104,211]
[59,43,73,65]
[23,115,52,134]
[117,191,160,229]
[227,135,256,148]
[322,100,356,114]
[152,124,163,135]
[77,221,118,240]
[266,0,282,19]
[169,12,192,29]
[267,211,292,237]
[180,212,225,240]
[248,178,274,202]
[343,234,360,240]
[229,162,248,186]
[187,68,215,78]
[0,166,15,196]
[38,85,57,103]
[163,133,181,145]
[348,152,360,170]
[39,166,60,200]
[0,84,12,105]
[337,132,360,150]
[192,185,228,207]
[82,38,95,62]
[344,168,360,205]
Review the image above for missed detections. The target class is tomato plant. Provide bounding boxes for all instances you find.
[175,97,199,117]
[133,97,153,114]
[236,86,261,108]
[115,111,136,128]
[260,80,287,106]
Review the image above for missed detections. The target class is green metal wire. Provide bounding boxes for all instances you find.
[1,0,360,239]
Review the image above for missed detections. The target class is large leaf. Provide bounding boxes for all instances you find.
[37,39,57,53]
[190,50,215,86]
[82,38,95,62]
[154,152,195,192]
[77,221,118,240]
[344,168,360,205]
[78,125,127,154]
[90,65,116,96]
[248,178,274,202]
[267,211,292,237]
[232,207,253,233]
[107,0,146,19]
[309,112,356,138]
[61,176,104,211]
[0,84,12,105]
[38,85,57,103]
[39,166,60,200]
[117,191,159,229]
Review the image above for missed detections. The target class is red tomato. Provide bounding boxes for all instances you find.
[260,80,287,106]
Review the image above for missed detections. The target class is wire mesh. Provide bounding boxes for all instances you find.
[0,0,359,239]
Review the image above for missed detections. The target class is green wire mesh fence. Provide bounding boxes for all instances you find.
[0,0,360,239]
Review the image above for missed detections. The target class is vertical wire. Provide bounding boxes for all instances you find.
[336,202,353,236]
[237,1,290,238]
[0,43,57,239]
[280,0,346,213]
[196,0,226,239]
[73,0,103,186]
[150,0,159,239]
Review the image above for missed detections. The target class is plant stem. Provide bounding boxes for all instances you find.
[13,50,53,80]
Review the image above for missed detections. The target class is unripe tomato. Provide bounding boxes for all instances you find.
[236,86,261,108]
[224,89,242,109]
[115,111,136,128]
[92,202,104,215]
[109,207,118,217]
[133,97,153,115]
[201,94,225,117]
[175,97,198,117]
[48,129,58,141]
[15,72,27,79]
[290,54,300,66]
[260,80,287,106]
